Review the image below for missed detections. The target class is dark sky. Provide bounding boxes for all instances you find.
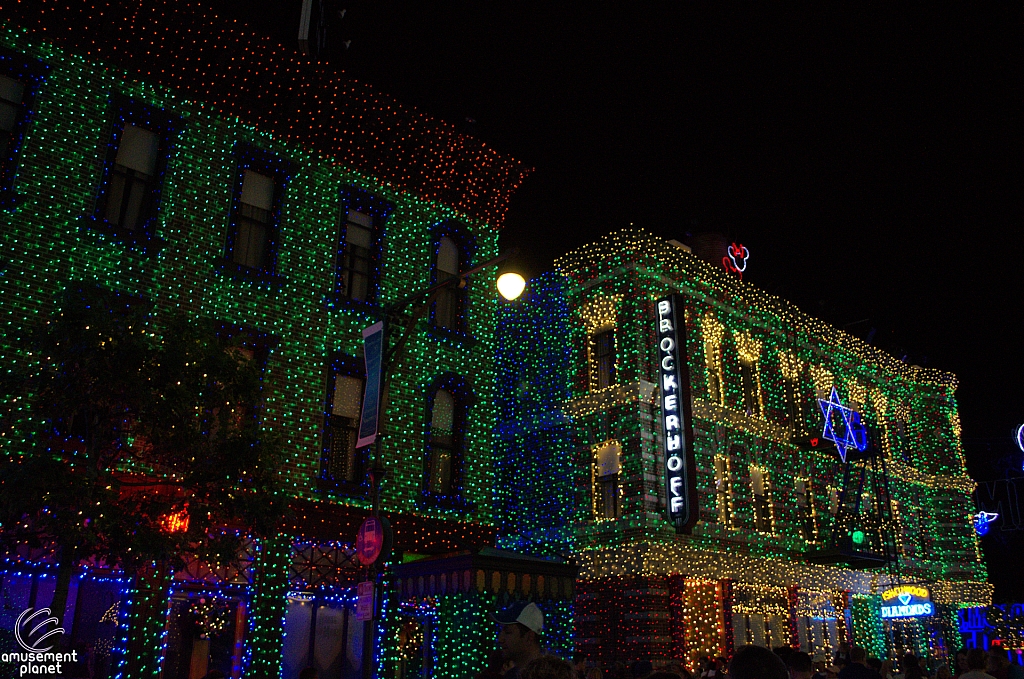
[213,1,1023,593]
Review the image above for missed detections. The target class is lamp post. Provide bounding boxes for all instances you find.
[358,251,524,679]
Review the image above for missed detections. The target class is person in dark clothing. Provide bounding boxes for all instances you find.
[631,661,653,679]
[787,651,814,679]
[838,647,882,679]
[901,653,925,679]
[729,645,789,679]
[520,656,576,679]
[477,649,515,679]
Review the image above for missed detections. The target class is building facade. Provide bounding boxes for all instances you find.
[497,230,990,671]
[0,4,578,679]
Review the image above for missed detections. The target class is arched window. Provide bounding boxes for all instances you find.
[593,440,621,520]
[703,315,724,405]
[431,226,472,333]
[734,331,763,418]
[424,375,472,503]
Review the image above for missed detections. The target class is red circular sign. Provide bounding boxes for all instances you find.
[356,517,385,566]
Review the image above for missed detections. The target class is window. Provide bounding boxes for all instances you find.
[589,328,616,390]
[427,389,456,495]
[92,98,180,240]
[795,478,818,542]
[210,324,275,435]
[739,358,761,417]
[433,237,462,330]
[335,189,391,305]
[0,49,48,201]
[0,74,25,177]
[714,455,733,527]
[322,364,365,490]
[225,144,295,276]
[429,223,473,334]
[750,466,773,532]
[593,440,621,520]
[703,315,725,405]
[340,211,374,301]
[423,375,472,505]
[103,124,162,231]
[234,169,275,270]
[784,376,804,432]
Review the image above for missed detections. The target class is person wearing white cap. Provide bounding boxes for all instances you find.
[491,601,544,678]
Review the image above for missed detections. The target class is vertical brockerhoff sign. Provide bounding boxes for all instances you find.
[356,321,384,449]
[655,294,698,532]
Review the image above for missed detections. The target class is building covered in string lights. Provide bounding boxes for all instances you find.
[496,230,990,670]
[0,2,578,679]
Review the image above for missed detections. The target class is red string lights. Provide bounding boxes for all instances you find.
[1,0,530,227]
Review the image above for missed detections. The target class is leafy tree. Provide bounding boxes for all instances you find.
[0,284,288,643]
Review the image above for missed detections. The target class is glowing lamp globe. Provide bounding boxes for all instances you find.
[496,272,526,301]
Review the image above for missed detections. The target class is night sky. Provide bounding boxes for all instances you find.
[210,2,1022,596]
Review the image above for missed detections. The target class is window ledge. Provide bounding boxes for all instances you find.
[417,490,475,513]
[316,476,370,499]
[214,257,284,289]
[77,216,165,255]
[324,292,381,315]
[425,323,479,349]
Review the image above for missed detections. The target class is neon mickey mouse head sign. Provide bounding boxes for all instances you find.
[722,243,749,280]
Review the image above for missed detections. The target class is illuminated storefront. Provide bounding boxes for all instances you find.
[496,231,989,669]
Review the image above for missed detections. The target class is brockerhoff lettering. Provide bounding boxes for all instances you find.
[657,294,695,531]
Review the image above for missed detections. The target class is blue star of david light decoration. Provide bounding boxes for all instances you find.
[818,387,868,462]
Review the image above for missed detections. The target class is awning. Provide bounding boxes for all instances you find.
[392,548,578,600]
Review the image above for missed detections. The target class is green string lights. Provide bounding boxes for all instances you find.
[498,229,988,668]
[0,9,509,677]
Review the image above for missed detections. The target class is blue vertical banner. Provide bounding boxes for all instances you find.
[357,321,384,449]
[655,294,698,532]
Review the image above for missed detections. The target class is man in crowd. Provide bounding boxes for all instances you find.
[838,647,882,679]
[728,645,789,679]
[493,601,545,679]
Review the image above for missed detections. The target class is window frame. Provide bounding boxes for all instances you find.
[738,357,762,417]
[421,373,475,509]
[427,221,475,336]
[750,465,774,533]
[783,375,804,432]
[215,322,276,411]
[91,95,181,245]
[589,327,617,391]
[319,352,368,495]
[714,454,734,528]
[0,48,49,207]
[332,187,392,307]
[592,440,622,521]
[794,478,819,543]
[223,143,296,279]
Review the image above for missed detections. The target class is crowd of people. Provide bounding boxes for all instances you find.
[480,602,1024,679]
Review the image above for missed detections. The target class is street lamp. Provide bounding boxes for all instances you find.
[359,250,522,679]
[496,271,526,301]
